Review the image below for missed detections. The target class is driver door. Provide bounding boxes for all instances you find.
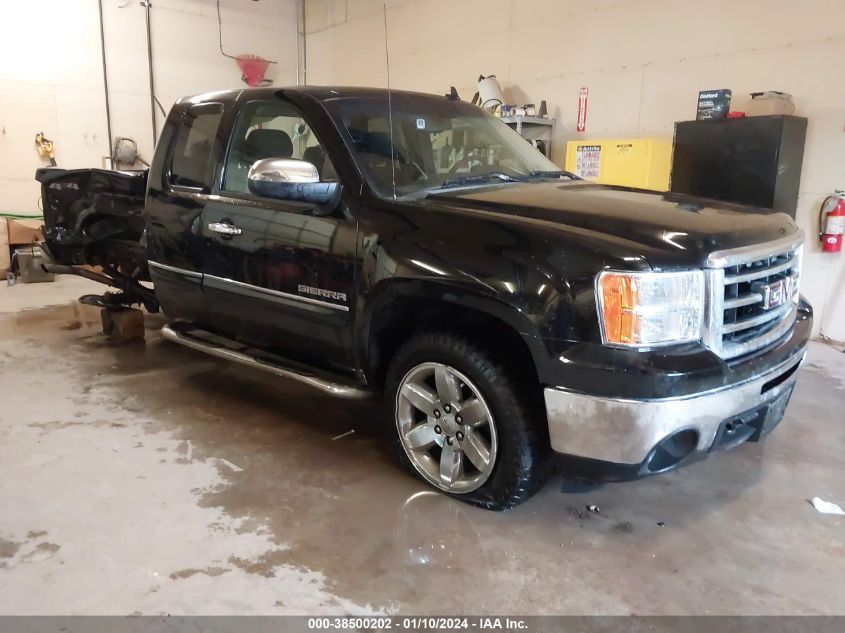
[201,98,358,374]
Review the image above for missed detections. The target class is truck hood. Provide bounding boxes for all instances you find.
[427,181,799,268]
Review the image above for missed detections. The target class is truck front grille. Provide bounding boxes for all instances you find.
[703,233,804,360]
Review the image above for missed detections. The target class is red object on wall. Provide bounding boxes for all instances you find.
[236,55,271,87]
[820,193,845,253]
[576,87,589,132]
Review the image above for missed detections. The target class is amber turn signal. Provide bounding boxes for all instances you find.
[598,273,640,345]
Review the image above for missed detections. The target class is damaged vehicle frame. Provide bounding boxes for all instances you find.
[36,86,812,510]
[37,169,158,312]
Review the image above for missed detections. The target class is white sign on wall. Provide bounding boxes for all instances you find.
[574,144,601,179]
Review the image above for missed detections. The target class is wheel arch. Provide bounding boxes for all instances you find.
[360,279,542,400]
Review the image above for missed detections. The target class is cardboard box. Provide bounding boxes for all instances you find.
[2,217,43,276]
[0,218,9,275]
[7,218,44,246]
[747,91,795,116]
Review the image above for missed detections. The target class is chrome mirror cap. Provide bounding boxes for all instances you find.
[246,157,339,207]
[248,158,320,184]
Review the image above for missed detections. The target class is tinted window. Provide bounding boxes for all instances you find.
[223,100,337,195]
[170,103,223,190]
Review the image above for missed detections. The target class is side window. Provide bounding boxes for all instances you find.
[170,103,223,190]
[223,100,337,196]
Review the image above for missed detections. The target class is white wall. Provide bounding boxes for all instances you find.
[304,0,845,341]
[0,0,298,214]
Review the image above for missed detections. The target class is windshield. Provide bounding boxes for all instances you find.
[322,92,567,198]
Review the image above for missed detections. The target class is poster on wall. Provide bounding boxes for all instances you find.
[576,87,589,132]
[574,144,601,179]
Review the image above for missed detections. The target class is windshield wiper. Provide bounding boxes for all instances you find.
[439,172,521,189]
[528,170,579,180]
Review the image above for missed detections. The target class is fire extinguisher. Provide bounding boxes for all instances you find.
[819,191,845,253]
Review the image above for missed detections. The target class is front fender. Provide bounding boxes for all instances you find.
[355,269,562,389]
[362,275,539,337]
[351,198,610,387]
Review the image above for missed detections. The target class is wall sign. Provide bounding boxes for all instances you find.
[574,144,601,179]
[576,87,589,132]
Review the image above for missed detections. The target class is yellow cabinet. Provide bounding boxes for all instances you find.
[564,138,673,191]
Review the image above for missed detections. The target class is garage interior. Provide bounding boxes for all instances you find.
[1,0,845,618]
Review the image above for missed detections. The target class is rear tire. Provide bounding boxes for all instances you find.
[385,332,549,510]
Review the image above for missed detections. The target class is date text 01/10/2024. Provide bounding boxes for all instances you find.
[307,616,529,630]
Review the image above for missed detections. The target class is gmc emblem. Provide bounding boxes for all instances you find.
[755,274,797,311]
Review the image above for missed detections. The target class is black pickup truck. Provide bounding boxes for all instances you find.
[36,86,812,510]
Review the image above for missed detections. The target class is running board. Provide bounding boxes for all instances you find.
[160,322,371,400]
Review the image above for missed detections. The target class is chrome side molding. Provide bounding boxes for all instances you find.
[203,273,349,312]
[160,323,371,400]
[148,260,202,279]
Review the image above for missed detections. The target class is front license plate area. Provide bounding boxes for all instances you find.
[709,384,795,452]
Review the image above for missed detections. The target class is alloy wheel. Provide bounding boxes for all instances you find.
[395,362,498,493]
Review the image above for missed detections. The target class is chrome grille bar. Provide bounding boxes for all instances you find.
[721,302,792,334]
[706,232,804,268]
[703,230,804,359]
[724,256,797,285]
[724,293,764,309]
[720,306,799,359]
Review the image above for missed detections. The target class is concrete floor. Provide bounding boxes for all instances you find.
[0,276,843,616]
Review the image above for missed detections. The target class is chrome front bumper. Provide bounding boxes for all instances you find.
[543,351,806,467]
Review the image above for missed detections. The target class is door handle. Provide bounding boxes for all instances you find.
[208,222,242,236]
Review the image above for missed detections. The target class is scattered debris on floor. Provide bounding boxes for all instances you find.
[568,506,586,520]
[657,521,666,527]
[218,458,243,473]
[568,504,604,521]
[810,497,845,515]
[332,429,355,440]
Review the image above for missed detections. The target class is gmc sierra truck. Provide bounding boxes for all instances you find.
[36,86,812,510]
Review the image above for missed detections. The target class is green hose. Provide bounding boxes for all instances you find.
[1,212,43,220]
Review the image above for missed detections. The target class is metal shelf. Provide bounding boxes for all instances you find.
[500,116,554,157]
[499,115,554,128]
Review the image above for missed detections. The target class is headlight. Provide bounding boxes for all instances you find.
[596,270,704,347]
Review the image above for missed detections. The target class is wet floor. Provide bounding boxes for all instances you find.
[1,277,844,615]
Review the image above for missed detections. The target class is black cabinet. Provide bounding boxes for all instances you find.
[670,115,807,217]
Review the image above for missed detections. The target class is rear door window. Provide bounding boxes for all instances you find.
[170,103,224,190]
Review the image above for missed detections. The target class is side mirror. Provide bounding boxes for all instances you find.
[247,158,339,205]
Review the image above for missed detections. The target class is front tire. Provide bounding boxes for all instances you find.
[385,332,549,510]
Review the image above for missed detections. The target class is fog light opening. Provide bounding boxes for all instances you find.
[644,429,699,474]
